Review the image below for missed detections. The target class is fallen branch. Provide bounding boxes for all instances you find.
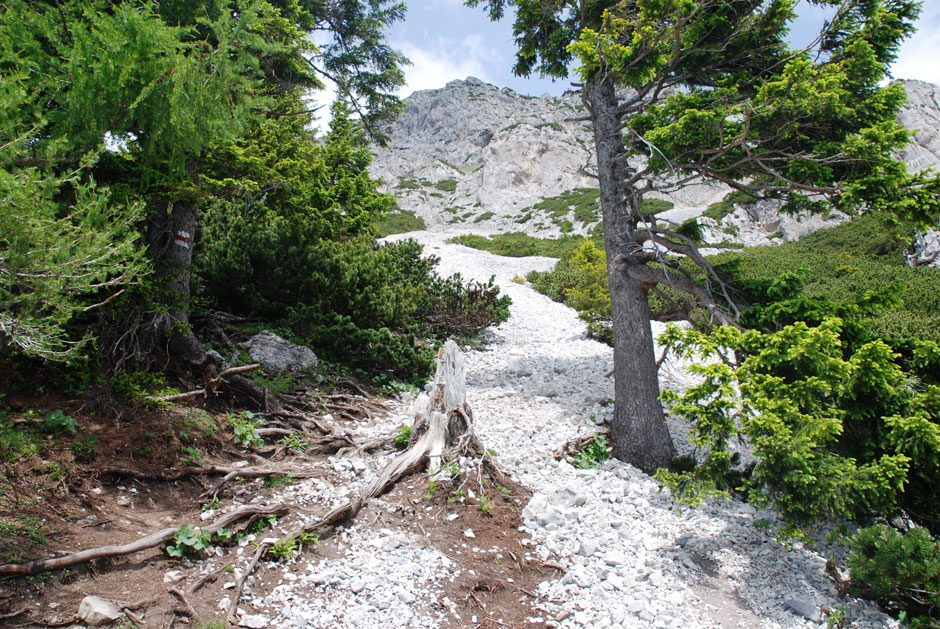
[147,389,207,403]
[0,504,289,576]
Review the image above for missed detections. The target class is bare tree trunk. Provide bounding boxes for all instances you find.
[587,76,677,474]
[146,195,208,365]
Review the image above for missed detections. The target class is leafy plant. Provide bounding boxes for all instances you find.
[279,434,308,453]
[166,525,213,558]
[181,446,203,466]
[269,532,320,561]
[42,410,76,436]
[425,480,438,501]
[263,474,294,488]
[227,411,264,449]
[576,434,611,469]
[393,425,411,448]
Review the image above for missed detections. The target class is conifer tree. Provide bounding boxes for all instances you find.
[468,0,939,472]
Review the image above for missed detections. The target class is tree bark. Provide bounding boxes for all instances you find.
[587,76,677,474]
[146,196,208,365]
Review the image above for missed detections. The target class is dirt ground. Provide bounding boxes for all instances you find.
[0,370,555,628]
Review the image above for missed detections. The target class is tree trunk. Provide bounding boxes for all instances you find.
[587,76,677,474]
[146,196,208,365]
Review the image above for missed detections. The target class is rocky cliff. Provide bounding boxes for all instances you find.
[372,77,940,249]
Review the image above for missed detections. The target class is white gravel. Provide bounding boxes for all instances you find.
[223,230,897,628]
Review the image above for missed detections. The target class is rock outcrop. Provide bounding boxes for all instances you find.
[372,77,940,250]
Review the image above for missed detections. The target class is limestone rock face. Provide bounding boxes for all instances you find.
[896,80,940,174]
[372,77,940,247]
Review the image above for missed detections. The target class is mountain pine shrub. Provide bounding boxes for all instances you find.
[846,524,940,628]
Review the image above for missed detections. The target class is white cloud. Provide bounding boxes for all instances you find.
[396,35,504,96]
[892,5,940,86]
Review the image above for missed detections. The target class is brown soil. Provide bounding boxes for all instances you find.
[0,375,554,628]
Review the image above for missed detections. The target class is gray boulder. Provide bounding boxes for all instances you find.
[245,330,318,371]
[78,595,123,626]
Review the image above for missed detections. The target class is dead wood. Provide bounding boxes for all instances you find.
[553,427,611,465]
[0,608,27,622]
[187,563,231,595]
[0,504,289,576]
[201,468,323,500]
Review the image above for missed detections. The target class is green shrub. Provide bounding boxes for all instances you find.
[702,189,757,221]
[847,525,940,628]
[526,188,601,226]
[393,425,411,448]
[473,211,495,223]
[564,240,613,344]
[374,210,426,237]
[640,198,675,215]
[418,274,511,338]
[658,302,940,538]
[434,179,458,193]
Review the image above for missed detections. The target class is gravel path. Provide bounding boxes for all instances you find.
[236,230,896,628]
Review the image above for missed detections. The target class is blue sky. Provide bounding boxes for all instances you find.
[386,0,940,98]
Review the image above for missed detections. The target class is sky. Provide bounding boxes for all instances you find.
[384,0,940,100]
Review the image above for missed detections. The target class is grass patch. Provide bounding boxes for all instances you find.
[374,210,426,237]
[396,177,432,190]
[433,179,458,193]
[703,189,757,221]
[449,232,598,258]
[473,211,495,223]
[640,198,676,215]
[528,188,600,226]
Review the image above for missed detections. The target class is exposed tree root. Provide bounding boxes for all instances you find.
[0,504,290,576]
[168,586,196,618]
[145,364,262,403]
[201,467,323,500]
[225,341,503,619]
